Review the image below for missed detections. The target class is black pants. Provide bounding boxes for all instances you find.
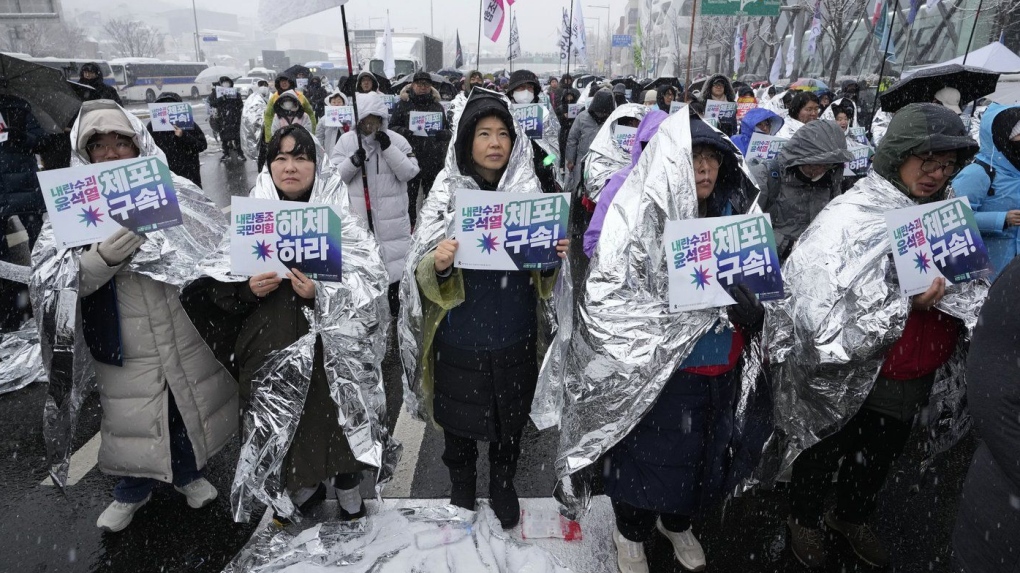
[789,406,913,528]
[613,498,692,542]
[387,282,400,317]
[406,169,439,227]
[442,429,523,489]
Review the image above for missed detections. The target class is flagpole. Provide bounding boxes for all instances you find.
[870,0,899,133]
[340,4,374,233]
[684,0,698,100]
[961,0,984,66]
[566,0,575,76]
[477,0,484,70]
[509,2,514,73]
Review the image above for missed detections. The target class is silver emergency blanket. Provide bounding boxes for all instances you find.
[397,88,569,423]
[30,101,229,488]
[757,171,987,486]
[871,108,893,146]
[223,503,572,573]
[242,92,269,160]
[0,218,45,395]
[193,135,397,522]
[819,97,860,131]
[761,90,791,120]
[582,103,647,203]
[532,111,768,513]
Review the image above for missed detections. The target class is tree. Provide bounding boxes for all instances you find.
[103,18,166,58]
[818,0,871,86]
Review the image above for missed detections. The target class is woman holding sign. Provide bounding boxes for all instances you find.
[771,104,983,569]
[398,89,568,530]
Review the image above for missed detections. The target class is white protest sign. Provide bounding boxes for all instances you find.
[567,103,582,119]
[322,106,355,128]
[216,87,238,98]
[884,197,995,297]
[846,141,872,176]
[147,102,196,132]
[409,111,444,137]
[511,104,544,139]
[613,125,638,154]
[745,132,789,162]
[669,101,686,115]
[453,189,570,272]
[705,100,738,121]
[664,213,784,312]
[296,78,309,92]
[37,157,184,249]
[381,95,398,117]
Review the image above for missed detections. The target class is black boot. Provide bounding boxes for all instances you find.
[449,466,477,511]
[489,439,521,529]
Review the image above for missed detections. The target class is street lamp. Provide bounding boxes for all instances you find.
[588,4,611,76]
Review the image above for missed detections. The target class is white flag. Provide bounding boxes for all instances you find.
[483,0,507,42]
[807,0,823,55]
[258,0,348,31]
[926,0,942,8]
[733,25,742,74]
[379,12,395,78]
[769,46,783,84]
[507,14,521,61]
[572,0,588,64]
[557,8,572,64]
[785,35,796,79]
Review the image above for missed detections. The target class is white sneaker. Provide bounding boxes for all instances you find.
[656,518,707,572]
[97,494,151,532]
[613,527,650,573]
[174,478,218,509]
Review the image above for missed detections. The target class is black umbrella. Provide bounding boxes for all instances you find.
[879,64,1000,113]
[390,72,454,95]
[611,78,643,103]
[436,68,464,82]
[0,54,84,134]
[642,76,683,93]
[281,64,312,79]
[341,72,392,96]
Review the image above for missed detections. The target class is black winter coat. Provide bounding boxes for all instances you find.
[210,90,244,139]
[0,95,48,218]
[389,86,452,178]
[147,122,208,187]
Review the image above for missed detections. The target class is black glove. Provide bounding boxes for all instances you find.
[726,283,765,332]
[350,148,367,168]
[375,130,391,151]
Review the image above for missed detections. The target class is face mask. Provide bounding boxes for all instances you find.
[512,90,533,104]
[221,82,231,87]
[258,86,270,97]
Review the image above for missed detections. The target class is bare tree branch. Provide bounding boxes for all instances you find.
[103,19,166,58]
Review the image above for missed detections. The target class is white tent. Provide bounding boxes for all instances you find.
[903,42,1020,78]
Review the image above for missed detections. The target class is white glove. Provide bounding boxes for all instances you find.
[97,227,144,266]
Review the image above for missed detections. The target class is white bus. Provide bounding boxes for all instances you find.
[110,59,210,102]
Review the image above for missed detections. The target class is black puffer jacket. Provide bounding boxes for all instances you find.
[210,76,244,138]
[390,84,452,179]
[699,74,737,136]
[0,95,48,218]
[77,63,122,104]
[146,93,208,187]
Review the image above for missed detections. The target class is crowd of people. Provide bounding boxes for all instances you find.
[1,58,1018,573]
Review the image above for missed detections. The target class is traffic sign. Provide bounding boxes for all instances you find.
[202,36,219,42]
[701,0,781,16]
[612,35,633,48]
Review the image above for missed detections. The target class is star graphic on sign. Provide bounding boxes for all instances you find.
[159,117,168,125]
[478,233,500,254]
[691,265,712,290]
[913,250,931,273]
[252,240,274,261]
[77,205,103,227]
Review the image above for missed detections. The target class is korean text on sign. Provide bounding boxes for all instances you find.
[511,104,544,139]
[409,111,444,137]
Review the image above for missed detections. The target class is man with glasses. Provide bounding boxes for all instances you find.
[781,103,980,569]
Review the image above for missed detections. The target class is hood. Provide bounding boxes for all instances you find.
[324,90,346,106]
[656,84,678,111]
[73,99,165,162]
[819,97,860,131]
[583,103,651,201]
[873,103,979,201]
[629,110,669,168]
[399,83,441,104]
[274,90,306,119]
[975,103,1020,175]
[689,113,755,216]
[506,69,541,97]
[701,74,735,102]
[739,107,784,137]
[155,92,183,104]
[78,62,104,85]
[357,71,379,92]
[274,75,292,93]
[454,90,518,179]
[778,120,854,168]
[612,83,626,95]
[356,91,389,129]
[561,87,581,105]
[587,89,616,120]
[218,76,234,87]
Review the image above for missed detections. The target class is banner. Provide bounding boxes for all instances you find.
[38,157,183,249]
[512,104,544,139]
[701,0,781,16]
[380,12,395,78]
[230,196,343,281]
[705,100,738,121]
[322,105,355,128]
[614,125,638,154]
[483,0,507,42]
[453,190,569,272]
[612,35,633,48]
[216,87,238,98]
[664,213,784,312]
[409,111,444,137]
[147,102,195,132]
[744,132,789,162]
[807,0,823,55]
[258,0,348,31]
[507,13,521,61]
[455,30,464,69]
[884,197,993,296]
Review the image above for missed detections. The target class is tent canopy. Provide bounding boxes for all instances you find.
[904,42,1020,78]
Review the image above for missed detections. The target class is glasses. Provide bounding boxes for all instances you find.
[693,152,722,167]
[912,154,959,176]
[86,140,135,155]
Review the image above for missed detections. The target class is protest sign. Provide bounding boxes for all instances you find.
[230,196,343,281]
[846,142,872,176]
[567,103,582,119]
[665,213,784,312]
[322,105,355,128]
[454,190,569,272]
[614,125,638,154]
[705,100,738,121]
[216,87,238,98]
[669,101,686,114]
[0,111,7,143]
[848,126,869,146]
[736,100,757,122]
[512,104,544,139]
[296,78,308,92]
[409,110,444,137]
[703,117,720,129]
[884,197,994,297]
[745,132,788,163]
[382,95,398,117]
[147,102,196,132]
[38,157,183,249]
[625,89,633,100]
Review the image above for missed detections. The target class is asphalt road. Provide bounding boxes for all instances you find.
[0,103,976,573]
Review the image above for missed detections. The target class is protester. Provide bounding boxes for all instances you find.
[207,126,385,526]
[268,90,314,140]
[546,76,559,108]
[952,257,1020,573]
[778,104,981,569]
[314,90,349,149]
[656,84,679,114]
[820,97,858,134]
[357,71,382,94]
[776,91,821,138]
[952,103,1020,279]
[583,109,669,257]
[31,99,237,533]
[642,89,657,108]
[77,62,121,103]
[210,76,245,162]
[263,77,316,144]
[242,81,271,170]
[503,69,559,194]
[331,91,419,314]
[612,83,629,106]
[399,89,568,530]
[566,88,616,192]
[554,79,581,168]
[390,71,453,226]
[839,79,873,132]
[305,76,329,119]
[146,93,207,187]
[0,94,49,246]
[700,74,737,135]
[752,120,853,261]
[580,104,645,211]
[731,107,785,156]
[817,89,833,111]
[933,86,963,114]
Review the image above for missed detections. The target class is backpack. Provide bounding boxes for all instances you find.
[974,158,997,196]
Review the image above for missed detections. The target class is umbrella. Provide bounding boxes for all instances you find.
[0,54,84,134]
[788,78,829,92]
[642,76,683,93]
[194,66,244,86]
[281,64,312,79]
[341,72,393,96]
[610,78,643,102]
[685,76,713,95]
[391,72,456,100]
[436,68,464,81]
[879,64,1000,113]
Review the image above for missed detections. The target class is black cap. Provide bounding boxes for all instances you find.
[412,71,433,85]
[155,92,182,103]
[506,70,540,97]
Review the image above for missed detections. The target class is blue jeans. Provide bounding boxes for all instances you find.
[113,390,203,503]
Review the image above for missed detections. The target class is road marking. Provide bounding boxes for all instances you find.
[40,431,100,487]
[386,406,425,497]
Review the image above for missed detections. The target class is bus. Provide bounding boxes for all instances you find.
[25,57,117,87]
[110,59,209,103]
